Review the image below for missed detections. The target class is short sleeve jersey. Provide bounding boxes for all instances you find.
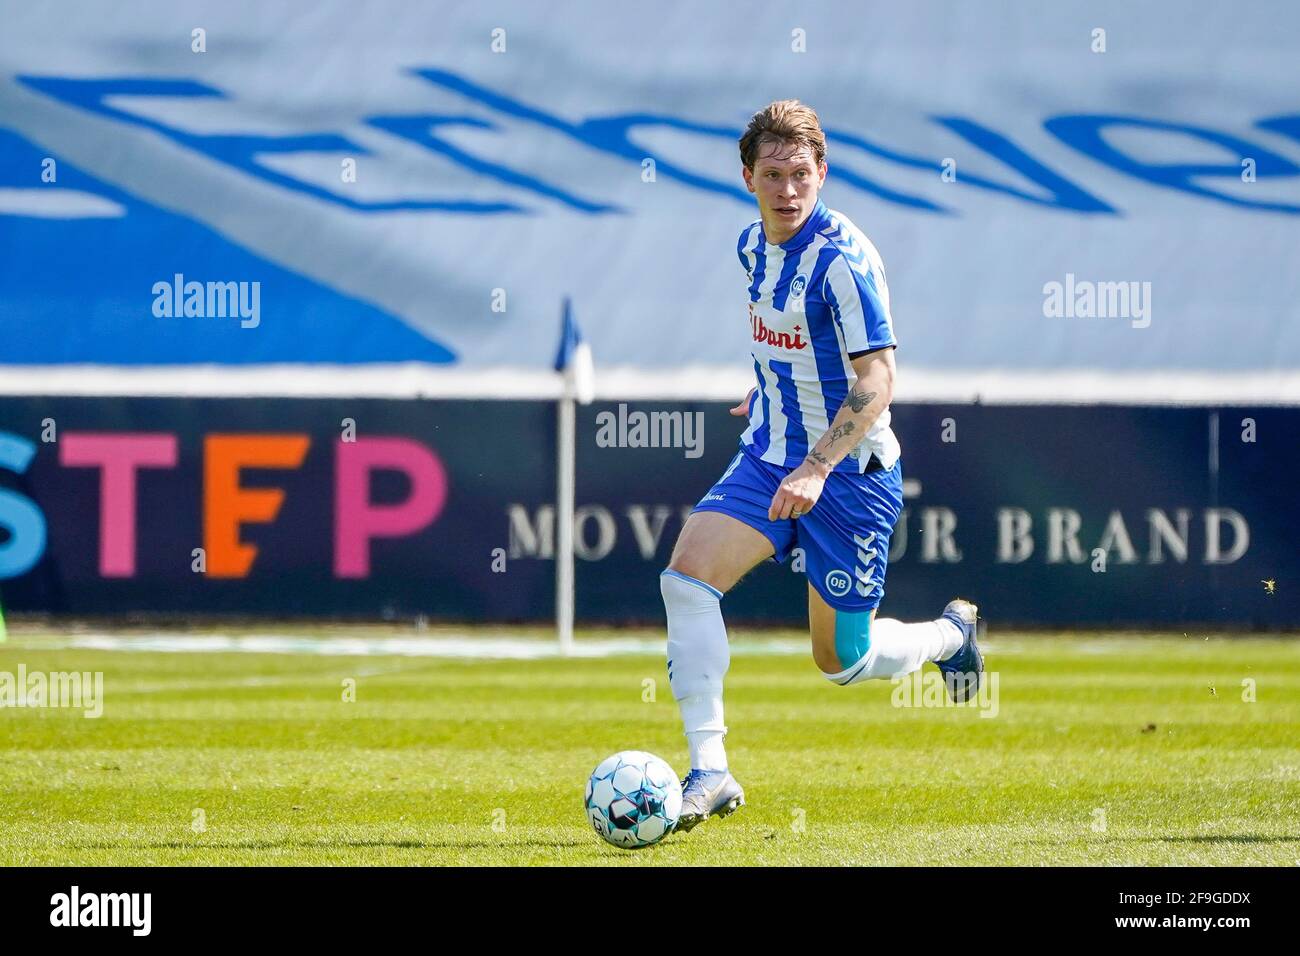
[736,198,900,473]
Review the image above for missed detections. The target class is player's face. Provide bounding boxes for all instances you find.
[743,141,827,241]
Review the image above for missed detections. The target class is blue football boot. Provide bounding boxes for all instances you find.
[676,769,745,833]
[935,598,984,703]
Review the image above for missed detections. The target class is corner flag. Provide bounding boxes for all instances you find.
[554,297,595,404]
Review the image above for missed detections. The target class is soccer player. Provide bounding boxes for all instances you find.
[661,100,984,832]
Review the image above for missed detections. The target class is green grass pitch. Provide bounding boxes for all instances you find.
[1,628,1298,865]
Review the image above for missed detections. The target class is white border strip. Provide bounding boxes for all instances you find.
[0,364,1298,404]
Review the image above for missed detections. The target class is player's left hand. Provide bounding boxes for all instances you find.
[768,461,827,521]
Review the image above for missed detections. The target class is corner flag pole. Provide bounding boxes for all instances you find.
[556,392,576,656]
[554,298,594,656]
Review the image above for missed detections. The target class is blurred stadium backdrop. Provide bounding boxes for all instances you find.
[1,0,1296,631]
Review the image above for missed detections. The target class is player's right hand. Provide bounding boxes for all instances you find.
[729,388,757,417]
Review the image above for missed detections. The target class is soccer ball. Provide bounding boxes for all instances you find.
[584,751,682,849]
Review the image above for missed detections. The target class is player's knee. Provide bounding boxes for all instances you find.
[810,628,843,676]
[819,648,894,685]
[817,644,852,684]
[816,608,881,684]
[665,553,703,583]
[664,549,727,595]
[660,568,722,609]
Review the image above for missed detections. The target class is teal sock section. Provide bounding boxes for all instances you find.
[833,610,873,671]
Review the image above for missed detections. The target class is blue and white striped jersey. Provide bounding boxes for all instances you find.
[736,198,901,473]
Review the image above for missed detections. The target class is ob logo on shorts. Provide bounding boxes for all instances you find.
[825,569,852,598]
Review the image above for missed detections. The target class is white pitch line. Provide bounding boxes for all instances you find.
[16,633,812,660]
[105,662,424,696]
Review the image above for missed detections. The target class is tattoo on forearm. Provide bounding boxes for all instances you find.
[825,420,856,446]
[845,387,877,413]
[806,390,878,470]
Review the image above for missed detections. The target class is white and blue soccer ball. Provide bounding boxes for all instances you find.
[584,750,682,849]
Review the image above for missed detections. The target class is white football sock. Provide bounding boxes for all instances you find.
[661,569,729,772]
[681,696,728,772]
[823,617,963,686]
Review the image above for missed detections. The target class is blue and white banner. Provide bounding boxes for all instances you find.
[1,1,1298,401]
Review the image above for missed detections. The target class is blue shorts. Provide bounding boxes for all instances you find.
[692,444,904,611]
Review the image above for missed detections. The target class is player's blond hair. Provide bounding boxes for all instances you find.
[738,99,827,170]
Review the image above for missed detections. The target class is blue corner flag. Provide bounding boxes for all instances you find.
[554,297,595,403]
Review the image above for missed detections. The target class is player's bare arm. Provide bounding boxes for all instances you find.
[766,347,896,521]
